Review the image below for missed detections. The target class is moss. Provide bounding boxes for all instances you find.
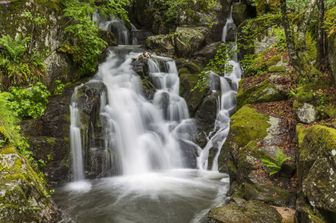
[237,79,286,109]
[46,137,57,146]
[0,146,58,222]
[268,65,286,73]
[229,105,270,148]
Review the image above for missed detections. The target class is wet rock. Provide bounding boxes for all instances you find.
[22,86,75,185]
[296,124,336,220]
[0,146,61,223]
[195,93,219,146]
[208,200,282,223]
[296,103,317,124]
[232,2,248,26]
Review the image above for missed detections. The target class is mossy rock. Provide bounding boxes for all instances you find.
[208,200,282,223]
[173,27,206,57]
[226,105,270,149]
[145,26,206,57]
[297,124,336,217]
[233,182,293,207]
[0,146,60,222]
[145,34,175,55]
[237,78,287,109]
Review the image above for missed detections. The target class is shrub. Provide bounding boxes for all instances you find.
[7,82,50,119]
[61,1,107,74]
[0,34,45,88]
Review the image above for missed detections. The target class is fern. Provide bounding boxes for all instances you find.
[261,149,291,176]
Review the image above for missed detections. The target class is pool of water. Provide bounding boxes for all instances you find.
[54,169,229,223]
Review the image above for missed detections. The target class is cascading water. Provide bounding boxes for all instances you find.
[197,5,242,171]
[54,8,243,223]
[70,100,85,181]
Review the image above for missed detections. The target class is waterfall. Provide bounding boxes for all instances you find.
[93,11,132,45]
[197,4,242,171]
[97,51,194,175]
[70,96,85,181]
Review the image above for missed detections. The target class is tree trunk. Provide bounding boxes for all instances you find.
[297,0,317,50]
[280,0,303,75]
[316,0,330,71]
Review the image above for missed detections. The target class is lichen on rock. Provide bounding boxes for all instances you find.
[0,146,60,223]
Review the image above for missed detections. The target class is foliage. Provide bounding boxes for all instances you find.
[61,1,107,74]
[150,0,217,27]
[97,0,131,22]
[193,43,234,92]
[53,80,65,95]
[325,7,336,37]
[7,82,50,119]
[0,35,45,88]
[261,149,291,175]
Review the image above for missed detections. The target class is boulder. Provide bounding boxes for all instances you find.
[296,103,317,124]
[237,74,291,109]
[145,27,206,57]
[173,27,206,57]
[208,200,282,223]
[0,146,61,223]
[145,34,175,55]
[296,124,336,221]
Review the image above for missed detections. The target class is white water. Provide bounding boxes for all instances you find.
[70,100,85,181]
[61,9,241,223]
[97,51,194,175]
[197,5,242,171]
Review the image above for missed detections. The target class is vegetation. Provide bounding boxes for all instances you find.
[0,35,45,89]
[194,44,234,92]
[261,149,291,176]
[7,82,50,119]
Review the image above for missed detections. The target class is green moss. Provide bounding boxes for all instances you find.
[237,79,286,109]
[268,65,286,73]
[229,105,270,148]
[0,146,56,221]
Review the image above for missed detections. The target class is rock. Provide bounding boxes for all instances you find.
[220,103,297,206]
[173,27,206,57]
[272,206,295,223]
[237,74,290,109]
[297,124,336,220]
[21,85,76,185]
[98,29,117,47]
[194,42,221,59]
[208,200,282,223]
[195,93,219,146]
[232,2,248,26]
[0,146,61,222]
[43,52,74,90]
[145,27,206,57]
[296,103,317,124]
[145,34,175,55]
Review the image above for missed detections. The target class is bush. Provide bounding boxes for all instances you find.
[0,34,45,89]
[7,82,50,119]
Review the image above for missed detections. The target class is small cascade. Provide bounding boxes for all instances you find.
[70,92,85,181]
[93,11,132,45]
[198,4,242,171]
[148,56,190,122]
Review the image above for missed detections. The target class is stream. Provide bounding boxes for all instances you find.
[54,7,241,223]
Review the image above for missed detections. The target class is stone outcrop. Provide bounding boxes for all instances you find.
[296,124,336,222]
[0,146,61,223]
